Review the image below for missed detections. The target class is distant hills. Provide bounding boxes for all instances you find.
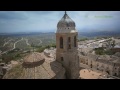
[0,30,120,38]
[79,30,120,37]
[0,32,54,37]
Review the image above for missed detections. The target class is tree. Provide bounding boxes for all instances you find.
[31,43,34,47]
[46,45,50,49]
[111,40,115,48]
[107,40,111,48]
[36,46,46,53]
[50,43,56,48]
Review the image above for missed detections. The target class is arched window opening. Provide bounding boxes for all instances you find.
[86,60,88,65]
[83,60,85,64]
[74,36,76,47]
[97,63,99,66]
[60,37,63,48]
[68,37,71,49]
[81,60,83,63]
[106,71,110,74]
[68,45,71,49]
[97,64,99,70]
[114,73,117,76]
[91,64,92,68]
[61,57,64,61]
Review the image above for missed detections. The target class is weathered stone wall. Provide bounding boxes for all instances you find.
[52,67,66,79]
[56,32,79,79]
[56,51,79,79]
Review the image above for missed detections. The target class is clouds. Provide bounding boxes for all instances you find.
[0,11,28,20]
[0,11,120,33]
[70,11,120,31]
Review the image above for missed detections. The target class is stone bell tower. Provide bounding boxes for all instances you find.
[56,11,80,79]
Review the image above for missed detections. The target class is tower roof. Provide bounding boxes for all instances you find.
[57,11,75,27]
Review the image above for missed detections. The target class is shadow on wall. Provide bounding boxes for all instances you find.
[22,59,45,68]
[50,60,66,79]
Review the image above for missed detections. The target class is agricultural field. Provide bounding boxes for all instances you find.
[25,33,55,46]
[0,33,56,54]
[0,33,56,64]
[15,39,31,51]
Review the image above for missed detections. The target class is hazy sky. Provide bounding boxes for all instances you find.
[0,11,120,33]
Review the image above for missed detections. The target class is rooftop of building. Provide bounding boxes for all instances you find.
[3,52,65,79]
[79,69,108,79]
[79,52,120,64]
[97,55,120,64]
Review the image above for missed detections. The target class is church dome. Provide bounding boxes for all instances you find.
[3,52,66,79]
[57,11,76,28]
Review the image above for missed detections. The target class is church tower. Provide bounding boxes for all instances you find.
[56,11,80,79]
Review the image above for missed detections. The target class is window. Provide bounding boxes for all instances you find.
[91,64,92,68]
[86,60,88,65]
[81,60,83,63]
[68,37,71,43]
[69,44,71,49]
[60,37,63,48]
[68,37,71,49]
[114,63,115,66]
[97,64,99,67]
[106,71,109,74]
[61,57,64,61]
[74,36,76,47]
[114,73,117,76]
